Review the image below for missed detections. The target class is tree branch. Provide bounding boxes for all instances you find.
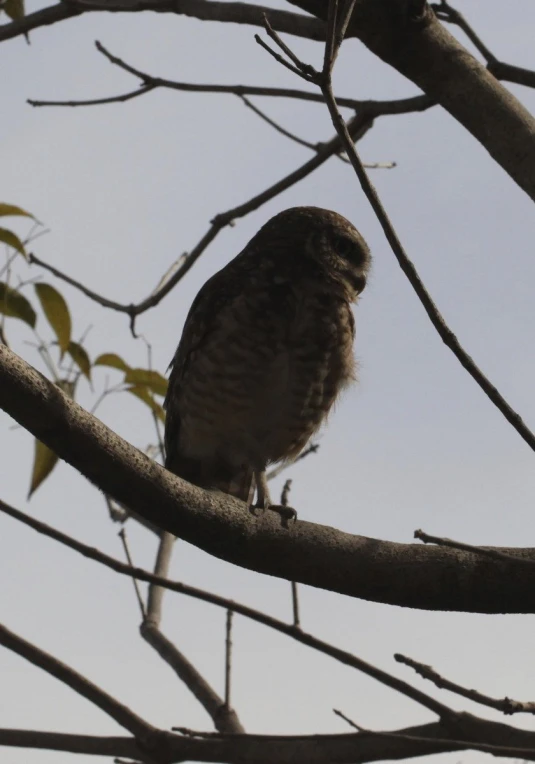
[0,0,325,44]
[0,622,157,743]
[3,721,535,763]
[0,730,140,758]
[2,346,535,614]
[142,531,245,733]
[395,653,535,715]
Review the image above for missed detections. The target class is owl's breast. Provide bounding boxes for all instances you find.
[174,280,355,467]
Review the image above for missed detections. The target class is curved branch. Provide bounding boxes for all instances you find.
[0,0,324,43]
[2,344,535,614]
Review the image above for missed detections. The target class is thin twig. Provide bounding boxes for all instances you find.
[415,529,535,567]
[395,653,535,715]
[333,708,365,731]
[291,581,300,628]
[118,528,146,617]
[240,94,350,161]
[224,610,233,708]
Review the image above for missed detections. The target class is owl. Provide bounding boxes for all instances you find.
[164,206,371,513]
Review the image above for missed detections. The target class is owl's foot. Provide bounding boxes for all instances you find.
[249,471,297,526]
[267,503,298,526]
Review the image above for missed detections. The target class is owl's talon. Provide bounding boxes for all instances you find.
[267,503,298,527]
[272,504,297,521]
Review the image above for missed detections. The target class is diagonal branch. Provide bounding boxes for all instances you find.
[0,622,157,742]
[142,531,245,733]
[396,653,535,716]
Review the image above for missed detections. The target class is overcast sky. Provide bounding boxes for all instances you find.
[2,2,535,763]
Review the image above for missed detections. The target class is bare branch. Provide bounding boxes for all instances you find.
[239,95,348,162]
[334,708,365,731]
[118,528,147,617]
[415,528,535,567]
[0,622,157,742]
[224,610,233,709]
[142,531,245,734]
[29,41,431,113]
[431,1,535,89]
[396,653,535,716]
[0,0,326,45]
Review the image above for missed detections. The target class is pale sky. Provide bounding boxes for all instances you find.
[2,2,535,763]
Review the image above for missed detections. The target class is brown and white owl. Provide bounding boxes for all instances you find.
[164,206,371,512]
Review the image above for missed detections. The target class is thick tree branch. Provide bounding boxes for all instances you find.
[0,731,141,758]
[2,344,535,614]
[2,720,535,763]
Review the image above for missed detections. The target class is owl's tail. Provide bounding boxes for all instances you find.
[223,466,255,507]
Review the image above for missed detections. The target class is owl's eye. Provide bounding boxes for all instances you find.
[332,233,365,266]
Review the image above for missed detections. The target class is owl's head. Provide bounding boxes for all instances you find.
[257,207,371,300]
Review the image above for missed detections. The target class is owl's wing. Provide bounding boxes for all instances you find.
[163,263,245,468]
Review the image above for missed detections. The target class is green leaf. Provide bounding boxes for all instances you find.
[34,283,72,355]
[126,385,166,423]
[124,368,168,397]
[94,352,130,372]
[0,227,27,259]
[67,341,91,381]
[0,282,36,327]
[0,203,35,219]
[28,439,59,497]
[3,0,24,20]
[28,379,75,497]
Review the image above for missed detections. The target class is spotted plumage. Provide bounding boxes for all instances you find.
[164,206,371,510]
